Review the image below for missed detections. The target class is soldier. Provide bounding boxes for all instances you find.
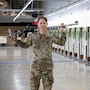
[11,16,66,90]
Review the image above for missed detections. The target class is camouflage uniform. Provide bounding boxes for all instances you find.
[15,31,66,90]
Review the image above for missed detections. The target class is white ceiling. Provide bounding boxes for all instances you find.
[0,0,86,22]
[42,0,78,15]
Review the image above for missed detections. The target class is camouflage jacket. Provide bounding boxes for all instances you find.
[15,31,66,70]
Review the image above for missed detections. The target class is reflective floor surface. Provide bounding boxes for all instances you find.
[0,47,90,90]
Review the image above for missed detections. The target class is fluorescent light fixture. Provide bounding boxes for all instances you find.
[13,0,33,22]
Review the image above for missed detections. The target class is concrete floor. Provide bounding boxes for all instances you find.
[0,46,90,90]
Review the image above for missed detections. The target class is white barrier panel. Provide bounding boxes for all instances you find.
[57,45,61,50]
[54,44,58,49]
[88,28,90,56]
[74,28,79,58]
[64,30,69,52]
[81,28,87,61]
[61,46,64,52]
[69,28,74,54]
[0,36,7,44]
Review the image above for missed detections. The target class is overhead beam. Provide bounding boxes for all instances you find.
[0,9,44,12]
[13,0,33,22]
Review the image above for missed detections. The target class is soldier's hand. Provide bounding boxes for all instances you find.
[8,36,16,42]
[60,23,66,32]
[11,37,16,42]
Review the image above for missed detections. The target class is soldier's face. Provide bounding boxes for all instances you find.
[38,19,48,31]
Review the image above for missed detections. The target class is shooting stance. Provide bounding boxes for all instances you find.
[10,16,66,90]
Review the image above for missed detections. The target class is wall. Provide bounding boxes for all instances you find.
[0,26,25,36]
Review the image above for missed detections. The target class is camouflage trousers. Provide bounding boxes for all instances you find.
[30,68,54,90]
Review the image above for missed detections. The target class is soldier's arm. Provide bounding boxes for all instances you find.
[52,23,66,46]
[15,35,32,48]
[52,31,66,46]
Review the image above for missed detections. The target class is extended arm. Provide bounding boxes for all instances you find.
[52,23,66,46]
[52,31,66,46]
[15,40,32,49]
[15,34,32,48]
